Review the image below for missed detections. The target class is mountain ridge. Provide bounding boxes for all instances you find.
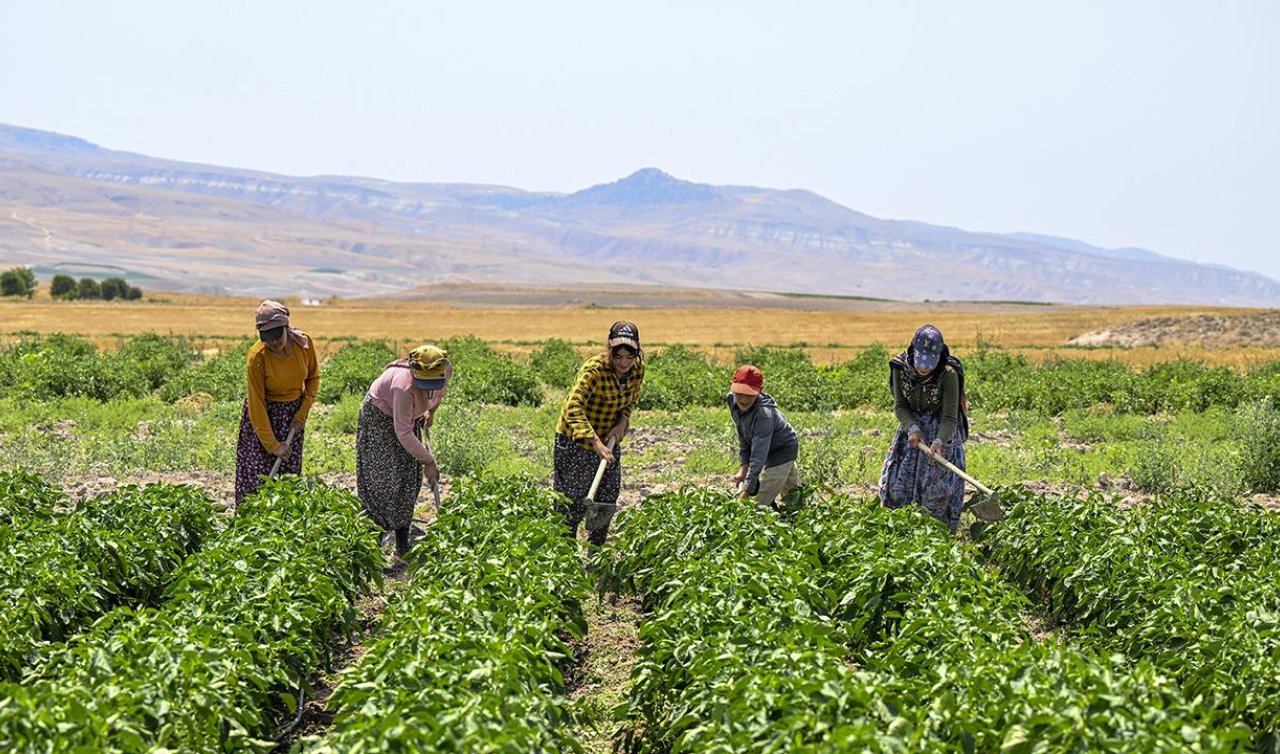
[1,122,1276,305]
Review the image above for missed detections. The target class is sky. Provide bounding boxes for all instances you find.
[3,0,1278,281]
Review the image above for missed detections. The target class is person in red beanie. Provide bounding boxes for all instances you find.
[728,364,800,510]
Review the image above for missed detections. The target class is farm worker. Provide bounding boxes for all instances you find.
[727,365,800,511]
[879,324,970,532]
[554,321,645,545]
[234,300,320,506]
[356,344,452,558]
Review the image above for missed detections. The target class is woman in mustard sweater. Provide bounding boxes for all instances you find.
[234,300,320,505]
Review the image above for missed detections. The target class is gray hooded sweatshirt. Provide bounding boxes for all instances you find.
[728,392,799,491]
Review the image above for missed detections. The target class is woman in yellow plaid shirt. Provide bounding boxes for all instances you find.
[553,321,645,545]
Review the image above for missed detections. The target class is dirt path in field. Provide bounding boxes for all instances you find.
[271,580,401,750]
[566,592,644,753]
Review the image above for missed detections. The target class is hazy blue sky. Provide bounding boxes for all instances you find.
[3,1,1278,280]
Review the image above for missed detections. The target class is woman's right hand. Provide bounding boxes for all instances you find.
[422,459,440,485]
[908,428,923,448]
[592,438,616,464]
[270,443,292,460]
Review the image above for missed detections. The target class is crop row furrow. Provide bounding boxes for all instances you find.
[301,478,590,753]
[600,489,1249,752]
[0,470,216,679]
[0,477,381,753]
[983,489,1280,747]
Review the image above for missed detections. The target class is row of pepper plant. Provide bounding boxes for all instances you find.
[300,478,589,753]
[981,488,1280,750]
[597,488,1250,752]
[0,477,382,753]
[0,470,215,680]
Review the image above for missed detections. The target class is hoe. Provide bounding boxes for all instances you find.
[918,443,1006,522]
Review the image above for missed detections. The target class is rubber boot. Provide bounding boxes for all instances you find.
[394,527,411,557]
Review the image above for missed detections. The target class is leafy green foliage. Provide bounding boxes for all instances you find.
[822,343,890,410]
[0,334,147,401]
[77,277,101,299]
[49,275,77,300]
[530,338,583,389]
[0,267,36,298]
[734,345,835,411]
[315,340,397,404]
[117,334,199,392]
[442,335,542,406]
[983,488,1280,747]
[0,480,216,679]
[0,470,62,527]
[305,478,587,753]
[156,341,251,403]
[0,477,381,752]
[1237,396,1280,493]
[636,344,723,410]
[596,489,1246,752]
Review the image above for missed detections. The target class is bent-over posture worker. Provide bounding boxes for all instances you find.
[728,365,800,510]
[357,344,452,558]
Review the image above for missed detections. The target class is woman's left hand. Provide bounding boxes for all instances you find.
[423,410,434,429]
[290,418,305,434]
[929,439,944,456]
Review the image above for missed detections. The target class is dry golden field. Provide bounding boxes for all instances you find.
[2,288,1277,368]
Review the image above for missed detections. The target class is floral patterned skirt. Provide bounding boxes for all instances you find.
[878,413,967,531]
[356,397,426,531]
[234,395,304,506]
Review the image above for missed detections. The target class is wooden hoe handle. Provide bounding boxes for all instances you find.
[585,437,617,503]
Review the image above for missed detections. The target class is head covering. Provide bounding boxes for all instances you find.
[730,364,764,396]
[608,321,640,352]
[910,324,945,371]
[407,344,450,390]
[253,300,309,348]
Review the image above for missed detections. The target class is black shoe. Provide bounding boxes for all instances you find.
[394,527,411,557]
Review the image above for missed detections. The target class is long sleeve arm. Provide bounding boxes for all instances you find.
[245,354,279,453]
[745,410,773,489]
[890,368,917,432]
[391,384,434,464]
[562,369,599,443]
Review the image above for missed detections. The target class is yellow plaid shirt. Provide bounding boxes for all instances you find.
[556,353,645,449]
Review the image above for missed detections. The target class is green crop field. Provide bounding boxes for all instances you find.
[1,331,1279,752]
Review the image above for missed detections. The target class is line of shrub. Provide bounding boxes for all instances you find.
[982,488,1280,749]
[0,477,381,752]
[0,472,215,680]
[596,489,1249,751]
[4,333,1280,415]
[302,478,588,752]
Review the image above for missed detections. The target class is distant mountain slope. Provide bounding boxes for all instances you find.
[2,123,1277,304]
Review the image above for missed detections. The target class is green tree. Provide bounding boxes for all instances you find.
[0,267,37,298]
[100,277,127,301]
[123,284,143,300]
[49,274,79,300]
[77,278,101,299]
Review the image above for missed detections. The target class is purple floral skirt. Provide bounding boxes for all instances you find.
[878,413,967,532]
[234,395,304,506]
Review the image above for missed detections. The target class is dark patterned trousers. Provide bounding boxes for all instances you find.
[553,433,622,545]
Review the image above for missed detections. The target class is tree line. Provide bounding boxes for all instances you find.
[0,267,143,300]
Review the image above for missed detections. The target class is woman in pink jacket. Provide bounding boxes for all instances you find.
[356,344,452,557]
